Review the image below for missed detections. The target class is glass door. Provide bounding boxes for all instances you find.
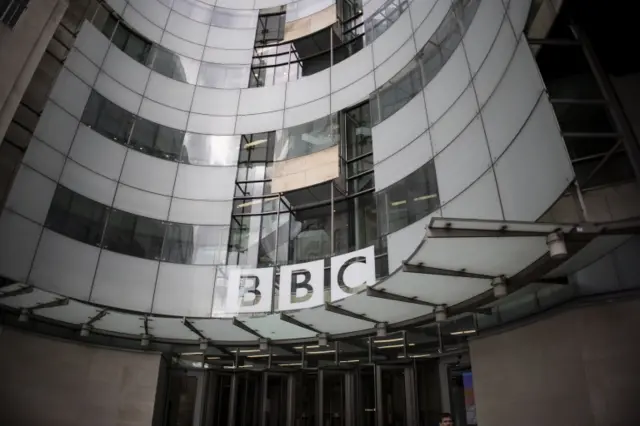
[261,372,290,426]
[356,366,376,426]
[375,363,417,426]
[294,370,317,426]
[319,367,356,426]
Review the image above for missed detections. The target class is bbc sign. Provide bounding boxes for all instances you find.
[220,246,376,314]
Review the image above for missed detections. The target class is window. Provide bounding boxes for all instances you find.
[197,63,249,89]
[92,4,117,39]
[112,23,151,63]
[102,209,166,260]
[81,91,134,144]
[147,45,199,85]
[45,185,109,246]
[274,114,339,161]
[129,117,184,161]
[1,0,28,28]
[162,223,228,265]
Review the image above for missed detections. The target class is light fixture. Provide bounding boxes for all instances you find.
[450,329,476,336]
[374,337,403,344]
[141,334,150,347]
[376,322,387,337]
[318,333,328,347]
[279,362,302,367]
[248,353,275,358]
[435,305,447,322]
[18,308,29,323]
[199,339,209,351]
[181,352,204,356]
[413,194,437,202]
[238,348,261,353]
[340,359,360,363]
[80,324,91,337]
[390,200,406,207]
[546,231,567,259]
[244,138,267,148]
[307,349,336,355]
[378,343,416,349]
[491,276,508,298]
[294,345,320,350]
[206,356,220,360]
[259,338,269,351]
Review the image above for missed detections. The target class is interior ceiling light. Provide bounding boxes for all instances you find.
[244,139,267,148]
[306,349,336,355]
[378,343,416,349]
[80,324,91,337]
[374,337,403,344]
[435,305,447,322]
[279,362,302,367]
[547,231,568,259]
[247,354,275,358]
[293,345,320,350]
[450,329,476,336]
[238,348,261,353]
[390,200,406,206]
[491,276,508,298]
[413,194,437,201]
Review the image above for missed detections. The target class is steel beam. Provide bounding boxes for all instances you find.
[325,303,379,323]
[29,298,69,311]
[279,312,320,333]
[402,262,495,280]
[366,287,438,307]
[232,317,263,338]
[0,286,33,299]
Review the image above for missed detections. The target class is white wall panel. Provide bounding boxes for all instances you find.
[191,87,240,116]
[113,184,171,220]
[373,39,417,87]
[435,117,491,204]
[494,96,573,221]
[5,166,56,225]
[139,98,188,130]
[202,47,253,65]
[238,85,286,115]
[120,150,178,196]
[482,41,545,161]
[145,72,195,111]
[206,27,256,49]
[283,97,330,128]
[430,84,478,155]
[463,0,506,74]
[374,132,432,191]
[64,49,99,86]
[122,5,163,43]
[330,73,375,113]
[94,72,143,113]
[49,68,91,119]
[33,101,79,154]
[187,113,236,134]
[364,0,386,19]
[160,31,204,60]
[128,0,170,28]
[442,169,503,219]
[0,211,41,282]
[30,230,100,300]
[413,0,451,50]
[217,0,253,9]
[409,0,439,28]
[473,19,517,106]
[60,161,117,206]
[373,11,413,66]
[69,124,127,180]
[508,0,533,36]
[386,212,440,272]
[91,251,158,312]
[425,46,471,123]
[235,110,284,134]
[169,198,233,225]
[23,138,65,181]
[101,47,151,95]
[104,0,126,14]
[372,92,428,164]
[285,69,330,107]
[173,164,236,200]
[152,263,214,316]
[166,10,209,44]
[331,46,373,91]
[75,21,110,66]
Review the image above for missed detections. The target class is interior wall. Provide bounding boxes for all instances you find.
[469,297,640,426]
[0,327,162,426]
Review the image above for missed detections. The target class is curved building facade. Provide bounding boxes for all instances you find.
[1,0,639,425]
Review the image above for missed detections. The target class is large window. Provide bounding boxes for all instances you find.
[274,114,339,161]
[102,209,166,260]
[129,117,185,161]
[1,0,29,28]
[162,223,228,265]
[82,91,134,144]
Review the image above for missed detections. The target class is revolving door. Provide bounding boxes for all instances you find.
[168,361,427,426]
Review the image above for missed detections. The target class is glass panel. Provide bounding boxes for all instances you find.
[181,134,241,166]
[102,209,166,260]
[275,114,339,160]
[147,46,200,85]
[211,8,257,28]
[289,205,332,263]
[129,117,185,161]
[45,185,108,246]
[123,32,151,63]
[172,0,213,24]
[81,91,134,144]
[162,223,228,265]
[197,63,250,89]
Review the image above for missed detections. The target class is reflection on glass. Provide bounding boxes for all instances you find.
[376,160,439,236]
[365,0,409,44]
[162,223,228,265]
[147,45,200,85]
[289,205,332,263]
[45,185,108,247]
[286,0,335,22]
[180,134,240,166]
[211,8,258,28]
[129,117,185,161]
[102,209,166,260]
[171,0,213,24]
[274,114,339,161]
[197,62,250,89]
[81,91,134,144]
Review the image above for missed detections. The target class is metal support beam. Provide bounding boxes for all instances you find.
[183,318,207,340]
[143,316,150,336]
[366,287,438,307]
[29,298,69,311]
[402,262,495,280]
[571,25,640,187]
[232,318,263,338]
[279,312,320,333]
[325,303,379,323]
[527,38,580,46]
[0,286,33,299]
[86,309,109,326]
